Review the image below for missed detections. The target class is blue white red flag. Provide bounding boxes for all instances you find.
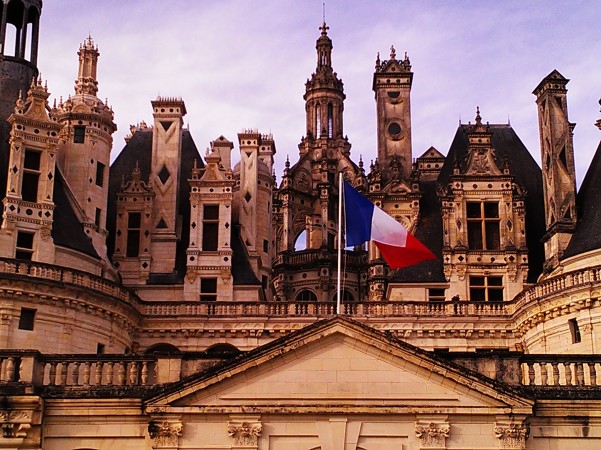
[343,182,436,268]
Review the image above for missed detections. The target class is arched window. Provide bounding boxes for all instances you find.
[296,290,317,302]
[333,289,355,303]
[205,343,241,357]
[293,230,307,251]
[316,104,321,138]
[327,103,333,138]
[144,343,180,354]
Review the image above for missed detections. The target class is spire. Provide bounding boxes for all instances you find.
[316,22,332,70]
[75,35,100,96]
[596,98,601,131]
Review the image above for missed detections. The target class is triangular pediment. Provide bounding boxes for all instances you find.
[418,146,445,160]
[146,318,532,416]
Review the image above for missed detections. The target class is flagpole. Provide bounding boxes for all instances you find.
[337,172,343,315]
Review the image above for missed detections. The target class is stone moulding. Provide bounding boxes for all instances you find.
[414,421,450,448]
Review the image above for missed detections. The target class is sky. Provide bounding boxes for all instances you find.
[35,1,601,186]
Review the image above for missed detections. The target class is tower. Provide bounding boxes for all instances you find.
[53,37,117,263]
[0,0,42,205]
[303,22,346,144]
[533,70,578,270]
[373,46,413,180]
[149,97,186,274]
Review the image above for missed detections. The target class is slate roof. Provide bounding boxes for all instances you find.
[392,125,545,284]
[231,224,261,286]
[51,170,100,259]
[562,140,601,259]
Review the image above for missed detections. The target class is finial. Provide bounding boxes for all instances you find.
[375,52,380,68]
[596,98,601,130]
[320,21,329,36]
[323,2,326,23]
[390,45,396,60]
[475,106,482,125]
[359,155,363,168]
[285,155,290,168]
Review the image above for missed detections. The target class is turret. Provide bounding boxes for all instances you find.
[373,46,413,180]
[53,37,117,264]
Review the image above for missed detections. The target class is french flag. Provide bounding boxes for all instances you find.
[343,182,436,269]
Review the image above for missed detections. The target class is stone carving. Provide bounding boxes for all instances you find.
[294,170,311,193]
[495,422,529,449]
[227,420,262,446]
[148,421,183,447]
[0,410,32,439]
[415,422,450,448]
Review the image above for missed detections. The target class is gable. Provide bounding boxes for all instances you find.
[147,319,532,415]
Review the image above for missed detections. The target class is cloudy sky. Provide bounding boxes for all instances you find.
[36,1,601,185]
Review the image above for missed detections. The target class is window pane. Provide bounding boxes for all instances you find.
[484,202,499,218]
[467,222,483,249]
[470,287,485,301]
[22,172,39,202]
[466,202,481,218]
[202,223,218,251]
[24,150,41,170]
[201,278,217,293]
[485,222,500,250]
[15,250,33,260]
[96,162,105,187]
[128,212,141,228]
[17,232,34,248]
[18,308,36,330]
[203,205,219,220]
[74,126,86,143]
[126,230,140,257]
[470,276,485,286]
[488,276,503,286]
[488,288,504,302]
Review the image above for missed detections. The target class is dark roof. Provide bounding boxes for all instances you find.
[562,140,601,259]
[231,225,261,286]
[51,170,100,259]
[438,125,545,283]
[389,181,446,283]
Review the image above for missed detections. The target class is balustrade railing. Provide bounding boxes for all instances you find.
[521,356,601,386]
[39,356,156,388]
[0,257,139,305]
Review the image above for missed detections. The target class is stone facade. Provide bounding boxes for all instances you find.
[0,2,601,449]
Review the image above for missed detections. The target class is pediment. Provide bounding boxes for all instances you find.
[146,318,532,415]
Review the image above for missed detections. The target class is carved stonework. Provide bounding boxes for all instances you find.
[495,422,529,449]
[0,410,32,439]
[415,422,449,448]
[227,419,262,447]
[148,421,183,448]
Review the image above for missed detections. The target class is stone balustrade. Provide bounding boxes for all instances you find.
[39,356,156,387]
[3,350,601,391]
[144,299,513,318]
[0,257,139,305]
[521,355,601,386]
[273,249,367,267]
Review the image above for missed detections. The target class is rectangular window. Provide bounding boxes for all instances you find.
[469,276,504,301]
[126,212,141,257]
[96,343,105,354]
[428,288,446,302]
[467,201,500,250]
[15,231,34,260]
[73,125,86,143]
[22,149,41,202]
[95,208,101,227]
[262,275,268,290]
[200,278,217,301]
[18,308,36,331]
[202,205,219,251]
[95,162,105,187]
[569,318,582,343]
[263,239,269,253]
